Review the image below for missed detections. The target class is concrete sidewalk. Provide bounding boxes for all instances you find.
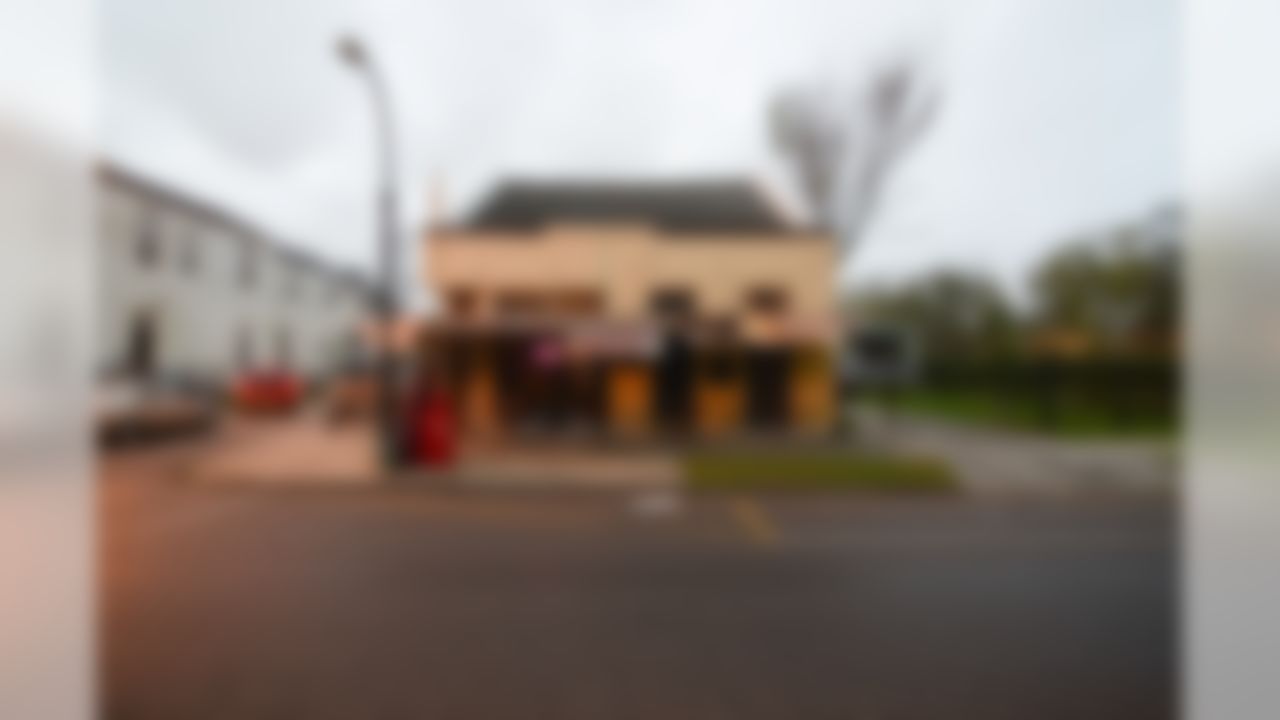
[188,416,381,487]
[187,417,679,492]
[854,405,1177,498]
[183,407,1175,499]
[450,445,680,492]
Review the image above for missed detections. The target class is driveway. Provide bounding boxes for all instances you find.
[854,405,1178,498]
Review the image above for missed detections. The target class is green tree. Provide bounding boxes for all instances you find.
[1032,218,1179,356]
[853,269,1019,362]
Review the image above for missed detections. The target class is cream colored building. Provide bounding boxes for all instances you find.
[425,179,838,439]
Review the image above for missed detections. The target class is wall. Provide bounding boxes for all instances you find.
[427,223,836,325]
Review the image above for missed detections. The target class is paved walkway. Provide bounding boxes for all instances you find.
[451,445,680,492]
[180,408,1174,499]
[854,405,1177,499]
[184,416,679,492]
[187,416,381,487]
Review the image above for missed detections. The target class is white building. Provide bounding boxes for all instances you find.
[96,164,371,385]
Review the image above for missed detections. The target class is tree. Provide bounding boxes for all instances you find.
[772,55,941,258]
[1032,219,1180,357]
[853,269,1019,362]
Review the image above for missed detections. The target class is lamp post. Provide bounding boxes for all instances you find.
[336,33,402,470]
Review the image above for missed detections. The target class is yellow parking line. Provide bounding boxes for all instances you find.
[729,497,780,548]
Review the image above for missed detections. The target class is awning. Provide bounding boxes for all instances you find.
[563,323,662,359]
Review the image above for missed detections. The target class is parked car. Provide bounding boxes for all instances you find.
[95,374,219,445]
[231,369,305,415]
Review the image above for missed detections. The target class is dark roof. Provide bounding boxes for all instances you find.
[463,179,795,234]
[98,161,373,290]
[99,163,261,239]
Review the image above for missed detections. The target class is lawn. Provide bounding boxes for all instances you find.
[685,449,954,492]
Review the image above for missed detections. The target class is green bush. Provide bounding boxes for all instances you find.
[878,359,1179,438]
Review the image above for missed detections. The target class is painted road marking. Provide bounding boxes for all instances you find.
[730,497,780,548]
[628,489,684,519]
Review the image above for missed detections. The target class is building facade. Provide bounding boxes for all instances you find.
[425,179,839,440]
[96,164,370,386]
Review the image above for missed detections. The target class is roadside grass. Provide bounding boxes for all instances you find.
[685,449,954,492]
[886,390,1179,440]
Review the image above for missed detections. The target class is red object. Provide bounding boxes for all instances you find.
[233,370,303,414]
[413,388,456,468]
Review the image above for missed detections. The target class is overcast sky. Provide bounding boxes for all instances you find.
[103,0,1177,307]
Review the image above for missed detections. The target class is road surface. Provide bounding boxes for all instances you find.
[101,443,1174,720]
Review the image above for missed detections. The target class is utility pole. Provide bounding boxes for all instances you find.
[336,33,403,470]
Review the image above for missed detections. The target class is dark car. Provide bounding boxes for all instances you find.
[96,373,220,445]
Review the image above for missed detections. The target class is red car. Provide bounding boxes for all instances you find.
[232,370,304,414]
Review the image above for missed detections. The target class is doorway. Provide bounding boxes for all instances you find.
[745,348,789,428]
[654,332,694,431]
[125,311,158,378]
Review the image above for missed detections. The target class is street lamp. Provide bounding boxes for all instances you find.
[336,33,403,471]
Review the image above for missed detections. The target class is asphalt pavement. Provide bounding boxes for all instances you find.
[100,444,1174,720]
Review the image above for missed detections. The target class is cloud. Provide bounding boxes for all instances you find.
[103,0,1176,300]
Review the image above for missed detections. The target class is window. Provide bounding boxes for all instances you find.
[239,242,257,289]
[125,311,157,377]
[746,285,788,315]
[274,327,292,369]
[136,213,161,267]
[282,263,300,300]
[702,350,740,383]
[446,287,479,318]
[649,287,695,321]
[180,229,200,275]
[558,289,603,316]
[235,327,254,371]
[496,290,544,317]
[330,277,351,306]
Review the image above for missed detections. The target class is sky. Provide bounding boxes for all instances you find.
[102,0,1177,308]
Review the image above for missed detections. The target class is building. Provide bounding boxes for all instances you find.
[425,179,839,440]
[96,164,371,386]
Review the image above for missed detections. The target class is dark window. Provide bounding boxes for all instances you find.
[703,316,739,344]
[650,287,695,321]
[559,289,603,316]
[746,286,788,314]
[125,311,157,377]
[703,350,739,383]
[446,287,479,318]
[497,290,544,317]
[746,349,790,427]
[855,331,904,365]
[654,333,695,428]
